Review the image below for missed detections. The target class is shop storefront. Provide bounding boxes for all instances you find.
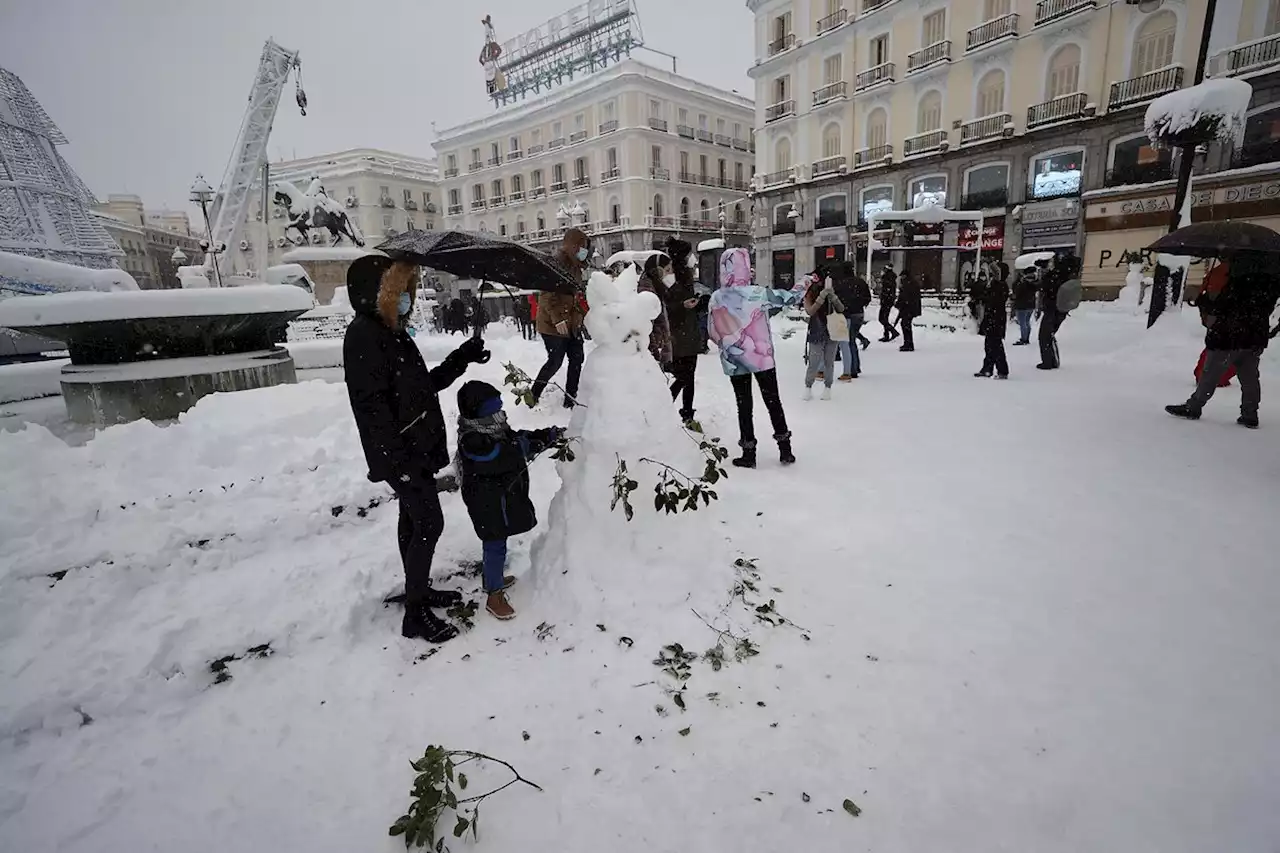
[957,217,1006,287]
[1018,198,1081,255]
[771,249,795,288]
[1082,175,1280,297]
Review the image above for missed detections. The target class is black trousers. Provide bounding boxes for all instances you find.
[1038,310,1067,368]
[669,355,697,416]
[981,334,1009,376]
[878,303,897,339]
[532,333,584,402]
[900,315,915,349]
[391,478,445,608]
[729,368,789,446]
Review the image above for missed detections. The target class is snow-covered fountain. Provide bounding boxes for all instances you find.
[0,282,312,426]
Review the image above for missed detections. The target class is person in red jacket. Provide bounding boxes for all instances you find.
[1193,260,1235,387]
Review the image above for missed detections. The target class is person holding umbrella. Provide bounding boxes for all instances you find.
[531,228,590,408]
[1165,252,1280,429]
[343,255,490,643]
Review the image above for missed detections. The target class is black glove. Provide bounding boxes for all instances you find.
[456,336,490,364]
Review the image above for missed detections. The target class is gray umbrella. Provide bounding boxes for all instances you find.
[1146,221,1280,259]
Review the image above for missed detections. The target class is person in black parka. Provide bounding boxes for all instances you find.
[664,238,704,423]
[896,271,922,351]
[343,254,489,643]
[877,265,899,342]
[975,262,1011,379]
[1011,268,1038,345]
[455,381,563,620]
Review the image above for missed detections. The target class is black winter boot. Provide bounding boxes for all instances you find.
[1165,404,1201,421]
[421,585,463,608]
[776,432,796,466]
[732,440,758,469]
[1238,413,1260,429]
[402,605,459,643]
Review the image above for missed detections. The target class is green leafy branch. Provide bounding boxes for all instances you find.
[502,361,583,409]
[611,456,638,522]
[390,746,542,851]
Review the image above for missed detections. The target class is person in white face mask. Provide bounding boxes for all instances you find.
[638,252,675,366]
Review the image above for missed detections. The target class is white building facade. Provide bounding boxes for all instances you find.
[436,60,756,255]
[245,148,439,268]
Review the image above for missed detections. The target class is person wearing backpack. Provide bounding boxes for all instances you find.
[1036,255,1082,370]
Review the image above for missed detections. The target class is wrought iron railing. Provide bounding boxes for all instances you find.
[1109,66,1183,110]
[967,14,1018,51]
[1026,92,1087,128]
[765,100,796,122]
[813,81,848,105]
[903,130,947,156]
[812,155,847,176]
[959,113,1011,145]
[907,40,951,74]
[855,63,895,91]
[853,144,893,168]
[1033,0,1095,28]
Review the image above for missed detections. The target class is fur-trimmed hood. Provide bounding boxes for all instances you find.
[346,254,419,329]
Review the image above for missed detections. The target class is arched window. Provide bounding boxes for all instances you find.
[653,194,665,218]
[680,197,691,221]
[866,108,888,150]
[1029,148,1085,199]
[536,212,546,232]
[516,217,526,235]
[963,163,1009,207]
[860,185,894,222]
[977,69,1006,117]
[822,123,842,158]
[608,196,621,225]
[816,193,848,229]
[1133,11,1176,75]
[734,203,745,223]
[700,199,711,221]
[498,219,507,237]
[917,91,942,133]
[775,138,792,173]
[1047,44,1081,100]
[910,174,947,208]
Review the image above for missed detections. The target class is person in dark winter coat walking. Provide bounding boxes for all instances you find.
[1166,254,1280,428]
[1011,269,1037,345]
[343,255,490,643]
[831,263,871,379]
[532,228,590,407]
[896,271,922,351]
[455,381,563,620]
[1036,255,1079,369]
[664,238,704,423]
[975,262,1011,378]
[877,265,899,342]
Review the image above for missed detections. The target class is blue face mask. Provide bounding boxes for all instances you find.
[576,247,589,262]
[397,292,412,316]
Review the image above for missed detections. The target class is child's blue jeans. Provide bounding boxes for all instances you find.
[482,539,508,593]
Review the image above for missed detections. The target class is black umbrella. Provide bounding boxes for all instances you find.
[376,229,579,293]
[1146,221,1280,259]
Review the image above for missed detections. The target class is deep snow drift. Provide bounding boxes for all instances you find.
[2,305,1279,853]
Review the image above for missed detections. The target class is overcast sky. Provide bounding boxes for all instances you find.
[0,0,755,213]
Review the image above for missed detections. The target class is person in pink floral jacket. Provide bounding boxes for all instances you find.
[708,248,805,468]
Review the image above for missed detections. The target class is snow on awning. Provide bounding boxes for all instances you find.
[1014,251,1057,270]
[1145,78,1253,146]
[865,206,984,228]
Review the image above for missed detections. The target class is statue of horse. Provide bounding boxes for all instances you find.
[272,178,365,248]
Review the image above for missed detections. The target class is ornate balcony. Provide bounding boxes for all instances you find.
[648,117,669,132]
[550,181,568,195]
[677,124,696,139]
[813,81,848,106]
[599,120,619,135]
[468,161,483,172]
[761,169,794,187]
[650,166,671,180]
[715,133,733,147]
[817,8,848,34]
[444,167,459,178]
[600,168,620,183]
[1026,92,1088,128]
[768,33,796,56]
[447,204,463,215]
[507,150,523,162]
[732,137,750,151]
[959,113,1012,145]
[853,144,893,169]
[696,129,714,143]
[907,40,951,74]
[470,200,486,211]
[903,129,947,157]
[549,137,566,150]
[812,155,847,177]
[569,130,589,144]
[855,63,895,91]
[1210,33,1280,77]
[966,14,1018,51]
[1033,0,1095,28]
[1109,65,1183,111]
[765,100,796,123]
[571,176,591,189]
[527,143,545,156]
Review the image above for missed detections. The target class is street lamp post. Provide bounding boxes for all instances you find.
[1148,0,1219,328]
[189,174,225,288]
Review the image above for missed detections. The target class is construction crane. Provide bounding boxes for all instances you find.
[204,39,306,280]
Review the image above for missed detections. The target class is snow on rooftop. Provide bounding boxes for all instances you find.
[0,285,314,328]
[1145,78,1253,146]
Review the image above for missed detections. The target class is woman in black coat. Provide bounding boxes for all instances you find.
[664,238,704,423]
[975,262,1011,378]
[895,272,922,351]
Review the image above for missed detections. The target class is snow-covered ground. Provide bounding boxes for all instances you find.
[2,305,1279,853]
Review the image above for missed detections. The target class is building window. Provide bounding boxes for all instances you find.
[866,108,888,149]
[383,214,394,229]
[680,197,691,221]
[775,138,792,173]
[716,117,727,134]
[574,157,588,180]
[1133,11,1177,75]
[922,9,946,46]
[910,175,947,208]
[734,203,745,223]
[822,123,841,157]
[611,202,621,224]
[380,184,391,200]
[964,163,1009,204]
[977,69,1006,117]
[1108,135,1171,180]
[653,194,665,217]
[512,174,523,193]
[823,54,842,85]
[678,107,689,125]
[861,185,894,222]
[1047,44,1081,99]
[470,147,481,164]
[1030,149,1084,198]
[650,99,663,118]
[680,151,690,174]
[532,169,544,188]
[718,158,728,182]
[552,120,563,139]
[1269,0,1280,34]
[774,75,791,104]
[699,154,709,178]
[407,216,417,230]
[869,33,890,66]
[917,91,942,132]
[652,145,663,167]
[490,142,500,162]
[491,178,503,197]
[984,0,1010,19]
[552,163,565,183]
[772,10,793,41]
[472,185,484,203]
[735,162,744,184]
[446,154,457,171]
[510,136,521,153]
[537,213,546,231]
[602,101,616,122]
[403,188,413,204]
[532,128,542,145]
[499,220,507,236]
[575,113,586,133]
[816,193,848,229]
[607,148,618,171]
[423,191,432,206]
[733,122,743,139]
[700,199,711,221]
[449,188,460,207]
